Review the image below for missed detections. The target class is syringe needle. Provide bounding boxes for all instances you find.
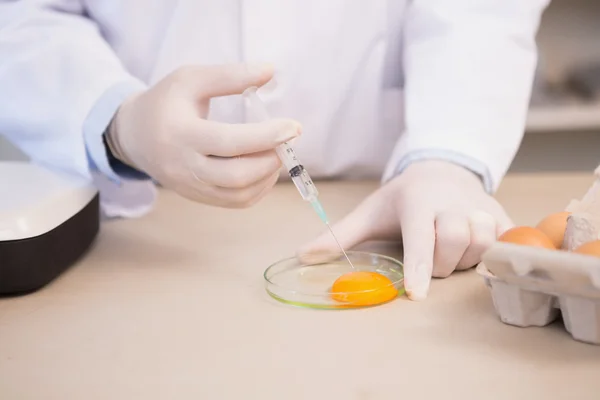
[326,223,355,269]
[242,87,355,269]
[310,199,355,268]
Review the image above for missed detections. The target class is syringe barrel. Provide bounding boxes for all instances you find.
[275,142,301,172]
[242,86,319,201]
[290,166,319,200]
[242,87,299,171]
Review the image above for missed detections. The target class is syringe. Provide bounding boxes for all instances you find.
[242,87,355,269]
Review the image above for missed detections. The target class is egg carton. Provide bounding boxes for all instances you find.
[478,165,600,344]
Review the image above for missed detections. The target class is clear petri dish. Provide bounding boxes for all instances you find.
[264,251,405,309]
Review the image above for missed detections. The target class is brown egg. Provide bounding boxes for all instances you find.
[535,211,571,249]
[573,240,600,257]
[498,226,556,249]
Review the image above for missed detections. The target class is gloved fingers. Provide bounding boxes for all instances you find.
[171,185,212,205]
[173,63,275,98]
[206,170,279,208]
[495,209,515,237]
[398,206,436,301]
[175,185,273,210]
[191,118,301,157]
[456,211,497,270]
[182,167,280,208]
[188,149,282,189]
[238,170,281,207]
[432,211,470,278]
[296,200,375,265]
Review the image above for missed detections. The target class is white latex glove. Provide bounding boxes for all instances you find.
[107,64,301,208]
[297,160,514,301]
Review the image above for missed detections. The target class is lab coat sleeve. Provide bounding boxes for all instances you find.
[381,0,550,193]
[0,1,156,217]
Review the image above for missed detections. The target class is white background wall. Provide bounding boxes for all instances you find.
[1,0,598,172]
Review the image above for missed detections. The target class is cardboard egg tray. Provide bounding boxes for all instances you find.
[478,166,600,345]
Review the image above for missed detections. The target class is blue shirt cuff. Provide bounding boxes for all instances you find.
[388,149,495,194]
[83,80,150,184]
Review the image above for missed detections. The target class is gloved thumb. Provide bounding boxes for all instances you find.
[296,203,373,265]
[173,63,275,98]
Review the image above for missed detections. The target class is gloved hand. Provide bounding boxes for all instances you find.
[297,160,514,301]
[106,64,301,208]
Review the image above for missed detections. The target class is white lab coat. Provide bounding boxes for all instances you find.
[0,0,549,218]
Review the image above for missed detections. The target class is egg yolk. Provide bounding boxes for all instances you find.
[573,240,600,257]
[497,226,556,249]
[535,211,571,249]
[330,271,398,306]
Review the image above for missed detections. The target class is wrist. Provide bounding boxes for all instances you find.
[404,159,485,185]
[105,93,140,169]
[386,149,495,194]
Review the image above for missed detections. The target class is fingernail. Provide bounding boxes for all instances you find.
[245,63,274,79]
[278,120,302,142]
[405,264,431,301]
[406,283,429,301]
[261,74,279,93]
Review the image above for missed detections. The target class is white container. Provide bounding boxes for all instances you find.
[479,165,600,344]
